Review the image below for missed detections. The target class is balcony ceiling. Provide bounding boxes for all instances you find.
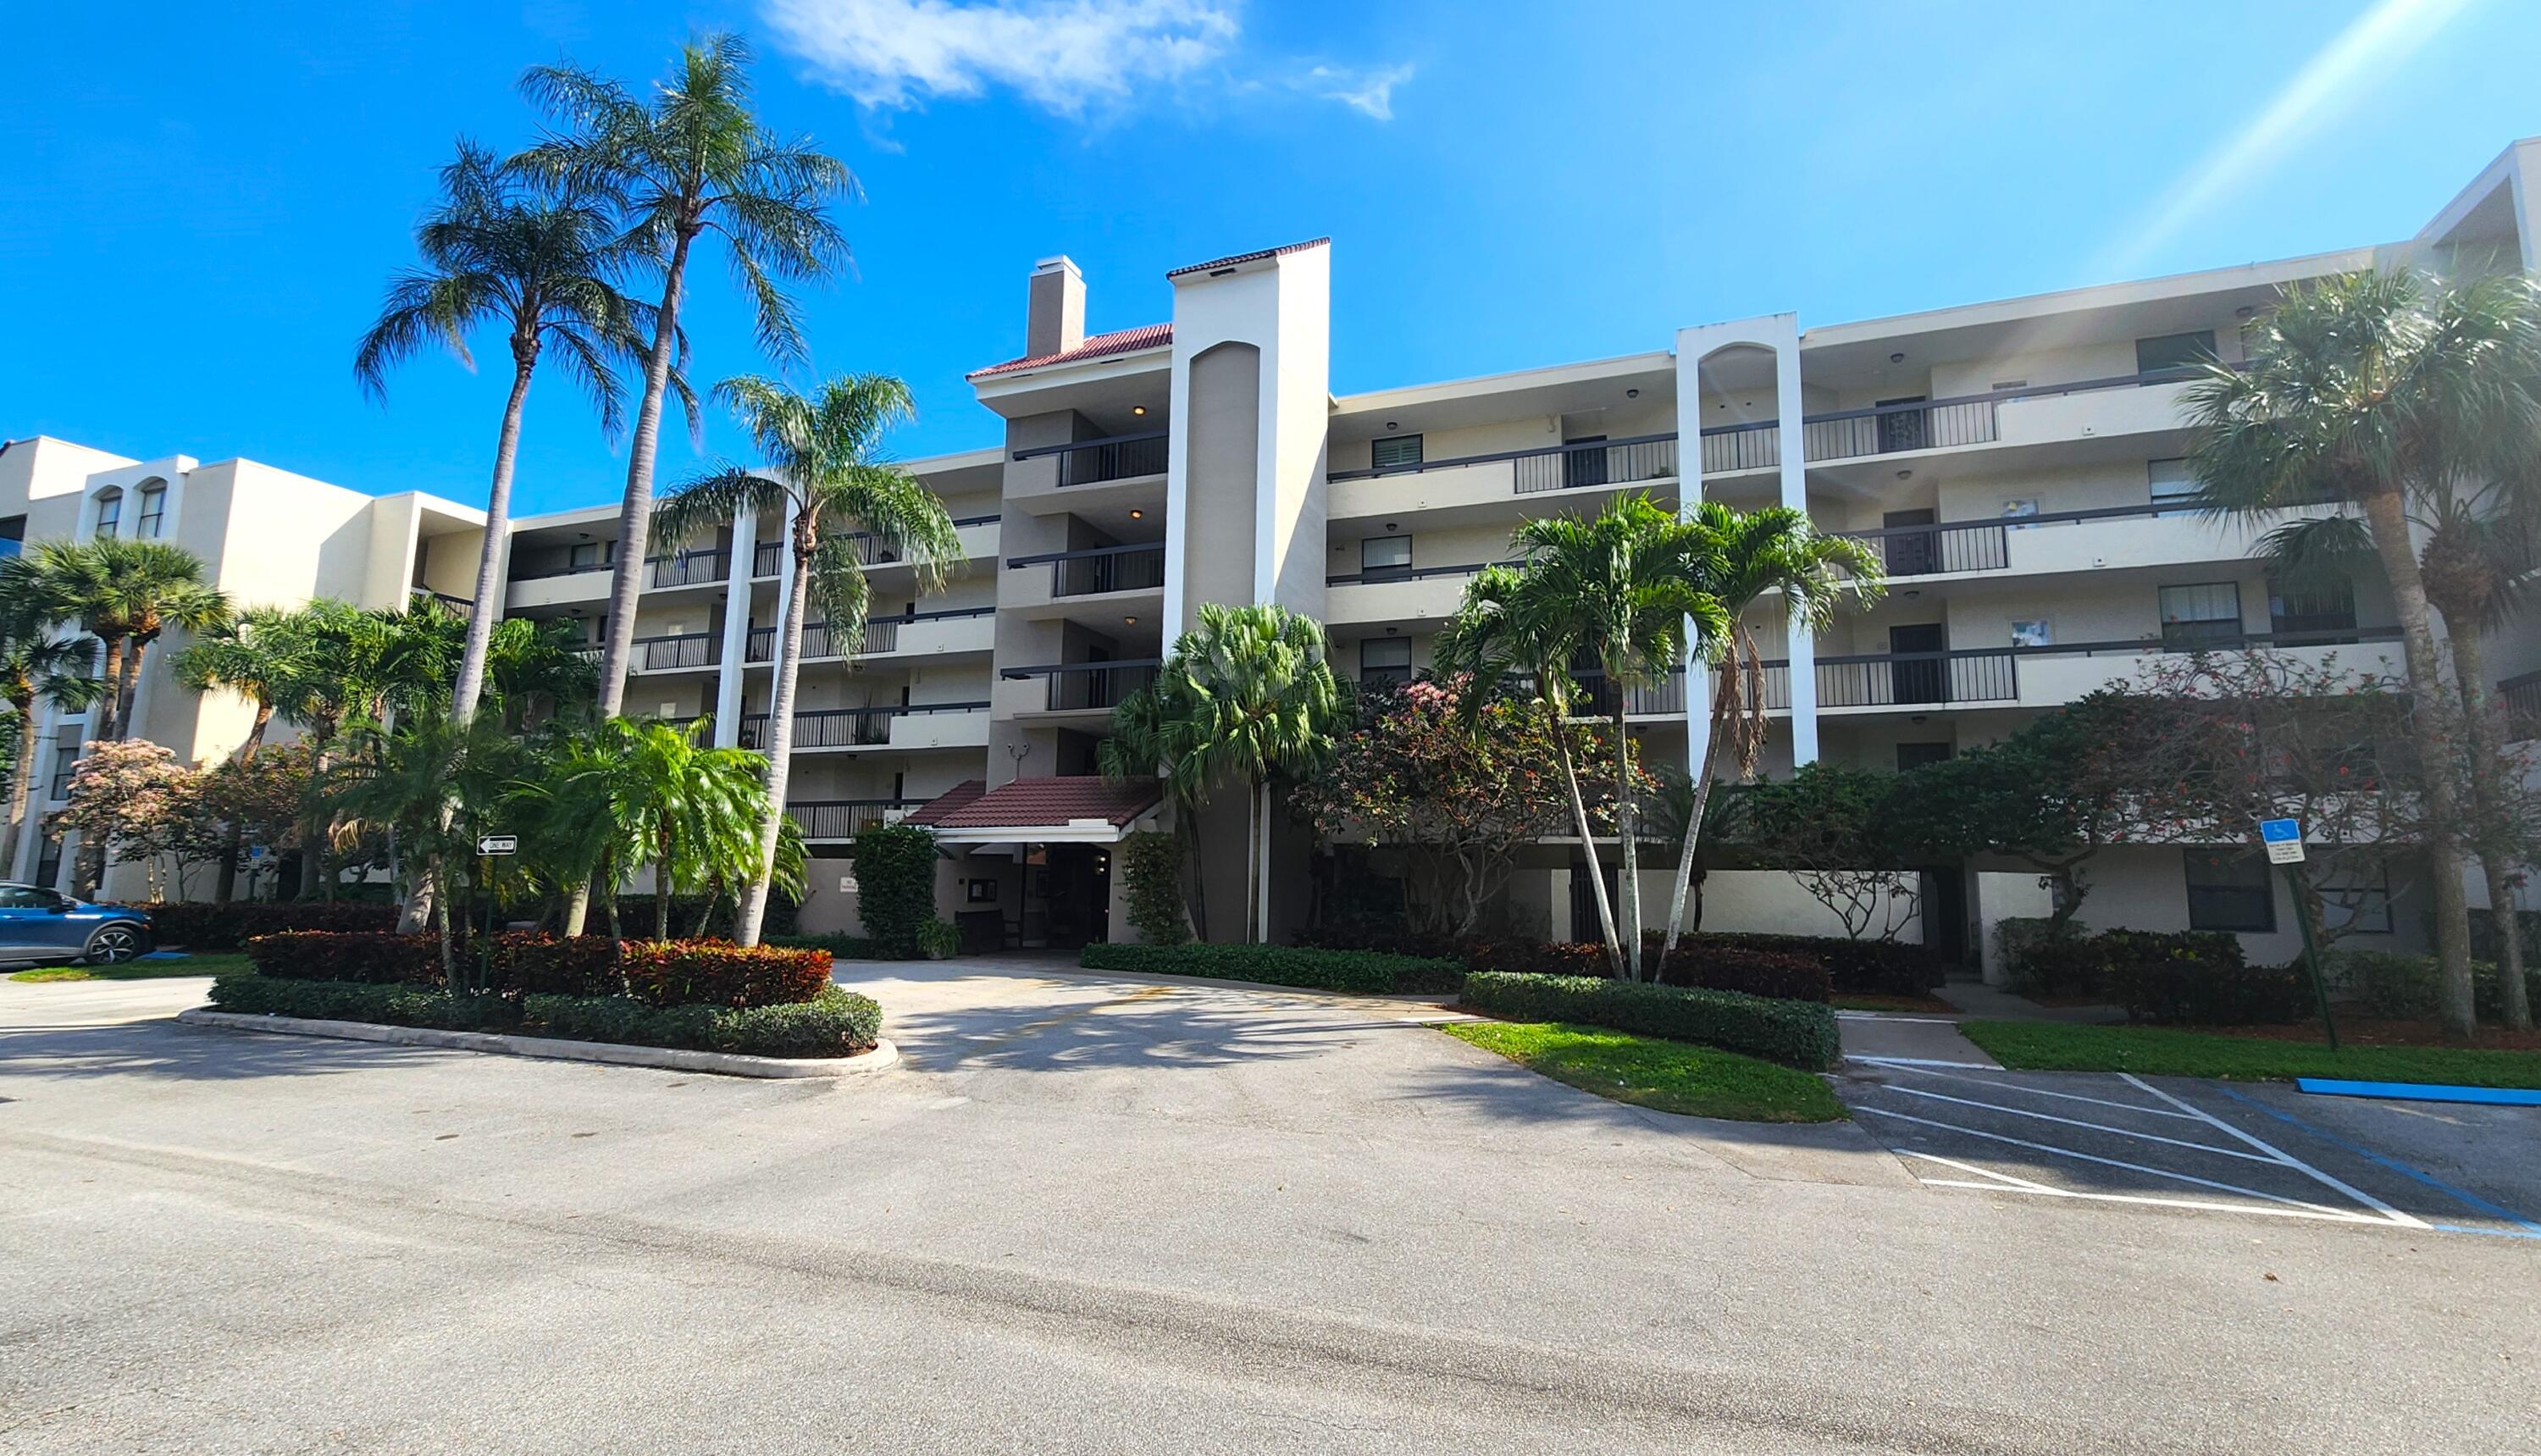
[1330,353,1672,444]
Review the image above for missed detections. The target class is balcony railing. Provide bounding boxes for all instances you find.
[1003,661,1161,712]
[1757,627,2406,711]
[753,540,780,578]
[1327,557,1519,588]
[739,700,991,750]
[634,632,719,671]
[787,799,926,842]
[511,557,614,583]
[1330,432,1679,494]
[2499,669,2541,740]
[1010,431,1170,488]
[410,588,474,620]
[1005,542,1166,598]
[743,606,996,662]
[648,550,728,589]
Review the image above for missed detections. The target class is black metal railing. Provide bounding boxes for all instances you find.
[410,588,474,619]
[787,799,926,841]
[1753,627,2405,711]
[647,550,728,589]
[1326,557,1519,587]
[743,606,995,662]
[1802,398,1999,462]
[1838,520,2012,576]
[1513,435,1680,495]
[634,632,719,671]
[2501,669,2541,740]
[1003,661,1162,711]
[1010,431,1169,487]
[739,700,991,750]
[752,540,780,577]
[1005,542,1166,597]
[1571,667,1687,717]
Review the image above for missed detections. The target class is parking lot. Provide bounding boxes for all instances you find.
[1843,1055,2541,1240]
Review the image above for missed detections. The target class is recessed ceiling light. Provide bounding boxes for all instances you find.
[1889,352,1905,364]
[1896,469,1913,480]
[1132,405,1147,416]
[1625,388,1640,399]
[2235,306,2255,319]
[1124,616,1138,625]
[1385,421,1399,431]
[1128,509,1143,519]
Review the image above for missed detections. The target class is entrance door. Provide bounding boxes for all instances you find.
[1882,509,1938,578]
[1562,435,1610,490]
[1918,864,1968,968]
[1889,623,1946,705]
[1569,861,1617,944]
[1042,844,1114,948]
[1875,396,1929,453]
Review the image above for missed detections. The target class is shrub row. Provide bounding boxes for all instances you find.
[206,973,881,1058]
[2334,949,2541,1023]
[1079,942,1465,994]
[1459,972,1841,1071]
[244,932,833,1010]
[1300,926,1935,995]
[143,901,399,950]
[2001,927,2304,1027]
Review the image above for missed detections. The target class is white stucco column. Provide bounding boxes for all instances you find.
[711,503,758,748]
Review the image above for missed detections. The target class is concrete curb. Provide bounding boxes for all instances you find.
[174,1008,899,1080]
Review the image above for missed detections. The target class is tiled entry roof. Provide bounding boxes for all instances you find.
[911,776,1160,830]
[967,324,1173,379]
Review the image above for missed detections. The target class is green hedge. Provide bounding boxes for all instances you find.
[1079,942,1464,994]
[207,973,881,1059]
[1459,972,1841,1071]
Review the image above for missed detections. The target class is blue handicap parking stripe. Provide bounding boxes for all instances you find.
[2213,1085,2541,1235]
[2295,1078,2541,1108]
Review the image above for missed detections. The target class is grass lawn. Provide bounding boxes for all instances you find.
[1833,993,1958,1014]
[1962,1019,2541,1089]
[8,952,250,984]
[1444,1020,1846,1122]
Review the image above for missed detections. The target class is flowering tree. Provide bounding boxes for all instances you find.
[53,740,216,902]
[1292,675,1641,937]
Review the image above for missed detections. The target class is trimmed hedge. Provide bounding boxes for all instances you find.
[1080,942,1465,994]
[1301,926,1934,995]
[246,932,446,985]
[487,933,624,998]
[1460,972,1841,1071]
[2101,929,2302,1027]
[619,941,834,1010]
[207,973,881,1058]
[1678,933,1941,995]
[146,901,399,951]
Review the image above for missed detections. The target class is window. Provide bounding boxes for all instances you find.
[2319,862,2394,936]
[0,514,24,561]
[1359,534,1413,583]
[1370,434,1423,471]
[1359,637,1413,688]
[47,745,80,801]
[2184,849,2275,933]
[1895,742,1952,771]
[0,884,61,911]
[2136,330,2217,379]
[568,540,612,572]
[2148,458,2200,515]
[2269,578,2357,642]
[135,484,166,540]
[2159,582,2243,650]
[92,489,122,540]
[35,833,61,893]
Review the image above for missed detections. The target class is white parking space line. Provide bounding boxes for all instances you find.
[1854,1058,2207,1119]
[1853,1106,2367,1217]
[1874,1085,2284,1164]
[2118,1075,2430,1230]
[1909,1176,2400,1226]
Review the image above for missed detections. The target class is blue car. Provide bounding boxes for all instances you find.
[0,884,152,966]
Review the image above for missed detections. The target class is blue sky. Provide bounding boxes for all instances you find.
[3,0,2534,516]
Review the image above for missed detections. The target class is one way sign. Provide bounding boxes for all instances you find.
[477,834,518,856]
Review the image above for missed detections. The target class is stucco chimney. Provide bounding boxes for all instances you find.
[1027,256,1085,359]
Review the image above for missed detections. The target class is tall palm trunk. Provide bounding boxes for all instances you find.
[69,636,129,898]
[734,526,811,946]
[655,821,675,940]
[1661,662,1735,960]
[213,700,275,903]
[595,227,697,717]
[1,695,35,878]
[1549,702,1622,975]
[1245,780,1266,944]
[91,633,126,742]
[113,635,145,735]
[452,350,534,720]
[2450,626,2533,1031]
[2358,487,2477,1037]
[1613,699,1644,978]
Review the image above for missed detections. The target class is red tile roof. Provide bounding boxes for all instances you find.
[904,779,988,827]
[1165,237,1330,280]
[915,776,1160,830]
[967,324,1172,380]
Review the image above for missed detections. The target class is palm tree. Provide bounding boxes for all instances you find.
[652,374,960,945]
[1106,604,1342,945]
[1099,675,1214,941]
[1656,503,1884,961]
[2186,268,2541,1038]
[169,606,321,900]
[519,32,858,717]
[335,711,524,982]
[355,138,653,724]
[1437,495,1722,977]
[0,572,102,878]
[567,717,775,939]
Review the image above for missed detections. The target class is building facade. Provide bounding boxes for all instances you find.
[10,140,2541,972]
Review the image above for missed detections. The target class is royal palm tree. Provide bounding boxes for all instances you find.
[652,374,960,944]
[519,32,858,715]
[355,138,653,723]
[1437,495,1722,977]
[1656,502,1883,961]
[1107,604,1342,945]
[2186,268,2541,1038]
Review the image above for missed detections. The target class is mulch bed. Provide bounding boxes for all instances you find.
[2175,1017,2541,1053]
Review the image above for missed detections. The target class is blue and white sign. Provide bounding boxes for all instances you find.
[2259,817,2305,865]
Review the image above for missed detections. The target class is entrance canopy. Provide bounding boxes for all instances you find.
[908,776,1161,845]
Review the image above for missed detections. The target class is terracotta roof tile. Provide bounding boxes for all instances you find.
[967,324,1172,380]
[916,776,1160,830]
[1165,237,1330,280]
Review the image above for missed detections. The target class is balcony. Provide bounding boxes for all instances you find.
[787,799,925,842]
[1503,667,1687,719]
[410,588,473,620]
[648,549,729,590]
[1759,628,2404,714]
[1004,543,1167,611]
[1015,431,1169,488]
[752,515,999,579]
[1325,558,1512,626]
[1001,661,1160,713]
[1330,434,1678,518]
[2502,669,2541,744]
[1694,368,2215,476]
[632,632,719,672]
[740,700,992,750]
[744,606,996,663]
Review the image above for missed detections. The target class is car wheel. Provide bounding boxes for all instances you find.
[83,923,146,966]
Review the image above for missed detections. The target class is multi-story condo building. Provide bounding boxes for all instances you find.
[9,139,2539,975]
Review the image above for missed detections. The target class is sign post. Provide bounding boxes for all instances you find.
[474,835,517,992]
[2260,818,2339,1052]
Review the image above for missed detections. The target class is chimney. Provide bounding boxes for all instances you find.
[1027,255,1085,360]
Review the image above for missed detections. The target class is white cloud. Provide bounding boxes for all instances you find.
[761,0,1240,115]
[760,0,1412,120]
[1303,62,1412,121]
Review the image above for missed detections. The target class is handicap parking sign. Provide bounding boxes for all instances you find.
[2259,817,2304,865]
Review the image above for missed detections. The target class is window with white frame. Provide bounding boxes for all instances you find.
[1359,637,1413,688]
[47,745,80,801]
[2159,582,2243,650]
[2148,459,2199,515]
[92,490,122,539]
[2184,849,2275,933]
[1370,434,1423,471]
[135,484,166,540]
[1359,534,1413,582]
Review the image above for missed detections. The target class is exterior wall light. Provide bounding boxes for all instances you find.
[1890,352,1905,364]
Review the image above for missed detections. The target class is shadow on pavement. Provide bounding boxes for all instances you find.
[0,1017,454,1082]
